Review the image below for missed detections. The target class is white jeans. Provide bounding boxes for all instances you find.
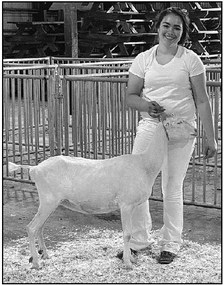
[129,119,196,254]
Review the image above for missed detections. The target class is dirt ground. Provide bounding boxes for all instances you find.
[3,180,221,250]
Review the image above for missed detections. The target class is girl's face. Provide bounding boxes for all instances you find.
[158,13,183,47]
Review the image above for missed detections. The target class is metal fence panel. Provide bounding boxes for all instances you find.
[3,63,221,209]
[3,66,56,183]
[3,57,51,65]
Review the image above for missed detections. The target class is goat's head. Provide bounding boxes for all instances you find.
[162,115,197,143]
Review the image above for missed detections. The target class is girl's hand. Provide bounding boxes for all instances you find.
[148,101,165,118]
[204,139,217,159]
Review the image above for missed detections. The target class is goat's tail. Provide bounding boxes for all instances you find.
[8,162,32,172]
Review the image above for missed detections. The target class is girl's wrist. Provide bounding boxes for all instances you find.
[206,137,217,146]
[140,100,152,112]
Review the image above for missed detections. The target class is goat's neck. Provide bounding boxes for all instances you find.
[137,124,168,172]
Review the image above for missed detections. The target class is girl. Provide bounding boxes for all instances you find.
[119,7,217,264]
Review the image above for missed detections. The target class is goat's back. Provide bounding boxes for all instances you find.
[31,155,150,214]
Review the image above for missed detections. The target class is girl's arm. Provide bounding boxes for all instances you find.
[126,72,165,117]
[190,72,217,159]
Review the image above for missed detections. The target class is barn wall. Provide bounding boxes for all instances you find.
[132,2,221,10]
[3,2,33,31]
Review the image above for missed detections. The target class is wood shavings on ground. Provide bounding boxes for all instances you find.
[3,229,221,284]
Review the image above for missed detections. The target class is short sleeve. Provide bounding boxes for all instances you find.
[129,52,145,78]
[188,51,205,77]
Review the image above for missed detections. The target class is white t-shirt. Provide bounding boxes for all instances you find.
[129,44,205,122]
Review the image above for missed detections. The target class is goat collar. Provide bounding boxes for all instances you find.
[159,114,170,141]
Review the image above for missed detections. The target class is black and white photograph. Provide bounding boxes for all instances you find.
[2,1,222,283]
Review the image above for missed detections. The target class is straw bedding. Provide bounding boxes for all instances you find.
[3,228,221,284]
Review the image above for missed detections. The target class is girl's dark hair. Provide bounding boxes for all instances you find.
[155,7,190,45]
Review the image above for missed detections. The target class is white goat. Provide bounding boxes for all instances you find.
[8,117,197,269]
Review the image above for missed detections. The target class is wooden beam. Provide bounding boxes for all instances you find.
[64,3,78,57]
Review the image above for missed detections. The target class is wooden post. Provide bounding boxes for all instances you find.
[64,3,78,57]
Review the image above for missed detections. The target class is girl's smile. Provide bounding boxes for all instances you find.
[158,14,183,46]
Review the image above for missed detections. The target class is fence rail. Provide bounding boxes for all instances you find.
[3,61,221,209]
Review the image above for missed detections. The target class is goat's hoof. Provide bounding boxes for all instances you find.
[124,262,133,270]
[29,257,39,269]
[31,264,40,270]
[123,258,133,269]
[38,249,43,255]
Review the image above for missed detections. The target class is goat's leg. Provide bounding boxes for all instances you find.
[27,201,58,269]
[37,227,49,259]
[120,205,135,269]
